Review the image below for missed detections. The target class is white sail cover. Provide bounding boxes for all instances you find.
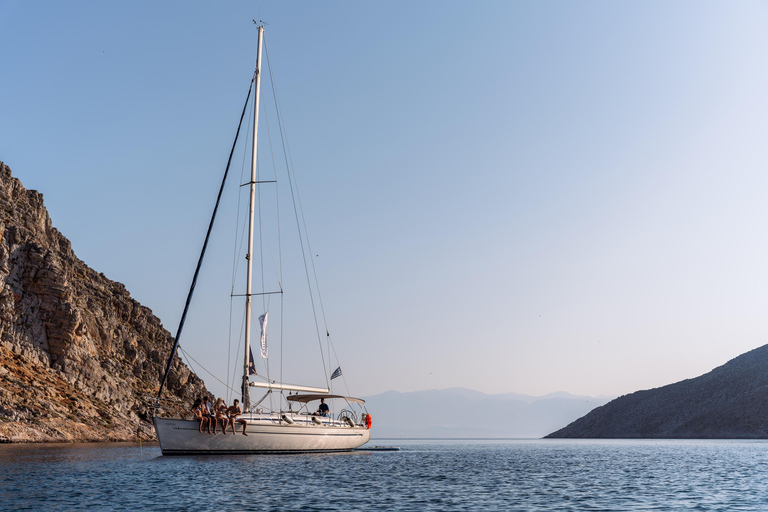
[259,311,268,358]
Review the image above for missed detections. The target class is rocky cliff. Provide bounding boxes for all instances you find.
[0,161,207,442]
[546,343,768,438]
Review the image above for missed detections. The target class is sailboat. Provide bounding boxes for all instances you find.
[152,24,371,454]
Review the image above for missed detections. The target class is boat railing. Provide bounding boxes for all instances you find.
[239,412,359,428]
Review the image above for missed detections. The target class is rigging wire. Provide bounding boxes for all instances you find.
[263,36,352,395]
[254,96,275,413]
[156,78,254,404]
[259,61,285,390]
[229,173,252,399]
[258,92,284,289]
[256,143,272,396]
[226,74,256,404]
[179,346,239,394]
[264,35,330,388]
[228,296,247,401]
[327,333,352,396]
[279,87,348,393]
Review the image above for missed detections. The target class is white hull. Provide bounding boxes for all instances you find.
[153,415,370,455]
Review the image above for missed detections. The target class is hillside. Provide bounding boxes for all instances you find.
[0,161,207,442]
[547,344,768,438]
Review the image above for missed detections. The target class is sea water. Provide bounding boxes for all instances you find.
[1,439,768,511]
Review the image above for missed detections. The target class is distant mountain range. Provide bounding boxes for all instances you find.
[547,344,768,438]
[363,387,613,438]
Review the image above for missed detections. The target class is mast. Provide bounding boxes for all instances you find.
[242,24,264,410]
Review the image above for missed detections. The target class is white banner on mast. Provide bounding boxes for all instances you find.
[259,312,269,359]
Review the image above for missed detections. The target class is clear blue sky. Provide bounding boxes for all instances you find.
[3,1,768,399]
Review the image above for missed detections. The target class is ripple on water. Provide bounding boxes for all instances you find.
[1,440,768,511]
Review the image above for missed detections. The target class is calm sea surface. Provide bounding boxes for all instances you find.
[2,439,768,511]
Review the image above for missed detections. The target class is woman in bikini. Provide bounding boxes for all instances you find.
[191,397,208,433]
[213,398,227,434]
[201,396,213,434]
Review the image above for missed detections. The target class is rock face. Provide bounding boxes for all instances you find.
[0,162,207,442]
[546,344,768,438]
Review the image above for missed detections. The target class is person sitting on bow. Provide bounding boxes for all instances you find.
[212,397,227,435]
[227,399,242,435]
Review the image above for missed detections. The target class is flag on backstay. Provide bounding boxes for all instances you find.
[248,347,257,375]
[259,311,268,359]
[331,366,342,380]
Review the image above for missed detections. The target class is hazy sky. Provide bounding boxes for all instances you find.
[3,1,768,400]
